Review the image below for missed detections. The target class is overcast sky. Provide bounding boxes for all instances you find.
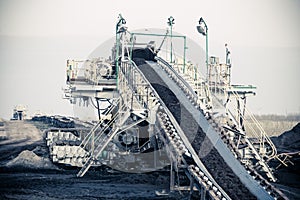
[0,0,299,119]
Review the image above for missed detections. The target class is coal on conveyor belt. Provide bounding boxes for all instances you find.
[136,59,256,200]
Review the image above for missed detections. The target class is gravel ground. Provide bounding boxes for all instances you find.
[0,120,183,200]
[0,167,182,200]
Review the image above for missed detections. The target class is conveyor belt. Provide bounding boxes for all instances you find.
[134,58,271,200]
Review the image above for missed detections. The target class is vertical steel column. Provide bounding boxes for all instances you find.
[170,161,175,190]
[183,36,186,73]
[130,33,134,60]
[116,14,126,89]
[205,29,208,82]
[200,186,206,200]
[116,23,120,89]
[197,17,208,82]
[189,179,194,200]
[171,23,173,63]
[168,16,175,63]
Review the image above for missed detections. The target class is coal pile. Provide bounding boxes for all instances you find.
[270,123,300,199]
[137,60,255,200]
[6,149,58,170]
[271,122,300,153]
[32,115,75,128]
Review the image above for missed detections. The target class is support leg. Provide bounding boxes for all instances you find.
[170,162,175,191]
[189,179,194,200]
[200,186,206,200]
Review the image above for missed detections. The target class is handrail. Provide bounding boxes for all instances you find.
[77,104,130,177]
[230,90,277,159]
[80,98,120,148]
[119,58,231,199]
[156,57,198,99]
[159,54,277,181]
[156,56,213,110]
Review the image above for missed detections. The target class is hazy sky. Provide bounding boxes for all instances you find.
[0,0,299,119]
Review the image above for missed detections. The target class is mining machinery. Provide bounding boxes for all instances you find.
[46,14,289,200]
